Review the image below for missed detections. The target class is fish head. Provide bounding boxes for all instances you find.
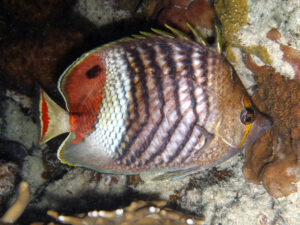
[58,50,106,111]
[58,49,108,144]
[216,93,272,150]
[203,54,272,153]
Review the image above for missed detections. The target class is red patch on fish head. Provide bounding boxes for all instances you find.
[40,89,50,142]
[61,52,106,143]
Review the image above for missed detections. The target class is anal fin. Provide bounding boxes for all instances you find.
[57,133,117,172]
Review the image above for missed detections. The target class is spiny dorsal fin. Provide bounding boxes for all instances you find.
[131,34,146,39]
[139,31,158,37]
[111,24,209,47]
[186,23,207,46]
[215,22,223,54]
[164,24,190,40]
[150,24,208,46]
[150,27,175,39]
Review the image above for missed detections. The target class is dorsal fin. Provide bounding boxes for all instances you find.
[102,24,209,47]
[57,133,119,173]
[186,23,208,46]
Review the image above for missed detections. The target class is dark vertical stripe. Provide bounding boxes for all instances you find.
[114,50,137,157]
[166,42,199,164]
[142,41,184,164]
[180,132,203,163]
[117,46,150,160]
[200,50,210,125]
[134,41,166,164]
[169,48,210,164]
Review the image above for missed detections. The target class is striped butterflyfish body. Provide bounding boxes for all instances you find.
[39,36,272,178]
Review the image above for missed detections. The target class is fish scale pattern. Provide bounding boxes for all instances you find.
[87,48,131,158]
[89,37,212,171]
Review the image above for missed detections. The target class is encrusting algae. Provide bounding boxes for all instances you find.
[214,0,272,65]
[214,0,300,82]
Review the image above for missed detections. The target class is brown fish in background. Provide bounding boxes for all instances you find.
[39,33,272,179]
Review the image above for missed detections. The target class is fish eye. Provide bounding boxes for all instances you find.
[240,108,255,125]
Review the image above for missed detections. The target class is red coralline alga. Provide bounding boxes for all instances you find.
[266,28,300,83]
[243,54,300,198]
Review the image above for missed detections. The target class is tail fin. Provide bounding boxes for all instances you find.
[39,89,70,144]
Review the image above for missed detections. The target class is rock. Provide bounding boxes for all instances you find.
[214,0,300,88]
[243,55,300,198]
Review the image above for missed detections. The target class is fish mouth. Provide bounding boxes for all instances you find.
[242,112,273,147]
[216,112,273,150]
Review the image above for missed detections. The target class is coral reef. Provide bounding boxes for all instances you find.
[1,1,300,224]
[214,0,248,46]
[214,0,300,198]
[135,155,300,225]
[126,174,143,187]
[47,200,204,225]
[243,54,300,198]
[1,185,204,225]
[0,181,30,223]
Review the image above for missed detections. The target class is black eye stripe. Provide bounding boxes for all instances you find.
[86,65,101,79]
[240,108,255,125]
[245,116,252,122]
[246,107,255,115]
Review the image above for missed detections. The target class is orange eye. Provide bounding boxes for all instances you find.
[240,108,255,125]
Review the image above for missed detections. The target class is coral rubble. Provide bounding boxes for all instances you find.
[47,200,204,225]
[74,0,132,28]
[0,181,30,223]
[0,162,18,206]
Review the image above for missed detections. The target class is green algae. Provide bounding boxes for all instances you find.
[214,0,248,46]
[243,45,272,64]
[225,46,237,64]
[214,0,272,65]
